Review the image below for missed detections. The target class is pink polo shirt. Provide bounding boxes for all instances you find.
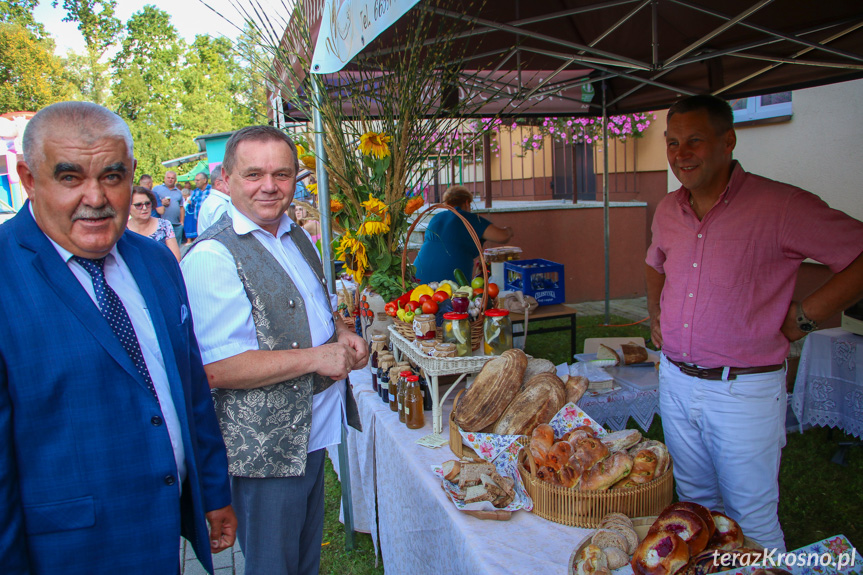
[646,162,863,368]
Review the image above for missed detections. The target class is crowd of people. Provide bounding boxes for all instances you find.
[1,95,861,575]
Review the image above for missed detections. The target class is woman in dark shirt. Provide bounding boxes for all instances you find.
[413,186,513,283]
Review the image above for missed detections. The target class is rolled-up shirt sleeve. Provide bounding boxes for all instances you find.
[180,240,259,365]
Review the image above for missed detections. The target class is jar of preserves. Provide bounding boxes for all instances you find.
[442,312,470,356]
[433,343,457,358]
[378,353,394,403]
[483,309,513,355]
[419,340,437,356]
[412,313,437,340]
[404,375,425,429]
[369,334,388,392]
[388,372,398,412]
[397,370,413,423]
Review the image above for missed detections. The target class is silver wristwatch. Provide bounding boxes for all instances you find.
[796,301,818,333]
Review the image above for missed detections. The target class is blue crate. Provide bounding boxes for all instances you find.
[503,259,565,305]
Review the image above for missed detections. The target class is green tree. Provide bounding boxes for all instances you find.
[234,22,269,125]
[53,0,121,104]
[177,35,243,138]
[0,0,45,36]
[111,5,188,178]
[0,22,71,113]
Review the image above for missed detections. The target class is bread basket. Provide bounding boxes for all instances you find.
[517,449,674,528]
[401,203,489,351]
[448,389,529,461]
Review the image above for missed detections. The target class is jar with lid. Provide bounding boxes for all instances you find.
[433,342,457,358]
[412,313,437,340]
[442,312,471,356]
[404,375,425,429]
[369,334,388,392]
[388,371,399,412]
[418,373,433,411]
[419,340,437,356]
[378,353,394,403]
[483,309,513,355]
[397,370,412,423]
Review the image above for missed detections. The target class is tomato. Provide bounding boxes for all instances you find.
[404,301,421,313]
[418,294,432,305]
[487,282,500,298]
[473,287,484,297]
[471,276,484,289]
[421,300,439,314]
[432,290,449,303]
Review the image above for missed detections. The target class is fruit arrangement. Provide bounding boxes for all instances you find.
[384,268,499,325]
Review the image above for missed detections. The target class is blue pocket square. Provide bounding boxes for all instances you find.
[180,304,189,323]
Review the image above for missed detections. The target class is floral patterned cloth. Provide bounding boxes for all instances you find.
[713,535,859,575]
[148,217,175,245]
[792,328,863,439]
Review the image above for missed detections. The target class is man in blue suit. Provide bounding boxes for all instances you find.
[0,101,236,574]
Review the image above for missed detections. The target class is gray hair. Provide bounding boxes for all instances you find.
[223,126,298,175]
[23,101,133,172]
[210,163,223,183]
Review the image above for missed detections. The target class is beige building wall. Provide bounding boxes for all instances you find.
[667,79,863,222]
[594,112,668,174]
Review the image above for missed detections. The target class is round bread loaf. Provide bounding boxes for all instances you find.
[453,349,527,431]
[631,530,690,575]
[492,372,565,435]
[592,529,627,553]
[649,509,710,556]
[708,511,744,551]
[521,358,557,388]
[665,502,716,541]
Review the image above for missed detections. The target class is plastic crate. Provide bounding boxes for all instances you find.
[503,259,565,305]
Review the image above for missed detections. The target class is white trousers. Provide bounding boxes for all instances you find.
[658,353,787,551]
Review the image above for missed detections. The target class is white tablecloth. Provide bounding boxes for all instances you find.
[792,328,863,439]
[329,368,594,574]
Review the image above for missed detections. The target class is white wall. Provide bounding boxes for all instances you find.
[667,79,863,222]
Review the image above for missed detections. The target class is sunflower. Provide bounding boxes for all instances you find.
[361,195,389,218]
[330,198,343,212]
[295,143,306,157]
[404,195,424,215]
[359,131,392,159]
[335,233,368,282]
[358,217,390,236]
[307,183,318,195]
[299,153,316,171]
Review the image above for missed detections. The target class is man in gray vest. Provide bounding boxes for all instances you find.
[180,125,367,575]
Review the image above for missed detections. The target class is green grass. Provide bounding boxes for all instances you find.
[320,313,862,569]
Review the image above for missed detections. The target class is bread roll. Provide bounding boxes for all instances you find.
[492,372,565,435]
[572,436,610,471]
[453,349,527,431]
[575,544,609,575]
[546,440,573,471]
[629,440,670,477]
[529,423,554,466]
[708,511,744,551]
[665,502,716,541]
[631,531,690,575]
[617,449,658,486]
[559,463,582,488]
[566,375,589,404]
[536,465,560,485]
[649,509,710,556]
[601,429,642,452]
[580,451,633,491]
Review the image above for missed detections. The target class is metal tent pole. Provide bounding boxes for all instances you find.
[312,81,356,551]
[602,80,610,325]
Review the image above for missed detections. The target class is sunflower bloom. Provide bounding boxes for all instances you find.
[359,131,392,159]
[299,153,316,171]
[307,183,318,195]
[358,218,390,236]
[295,144,306,157]
[361,195,389,218]
[404,196,424,215]
[335,234,368,282]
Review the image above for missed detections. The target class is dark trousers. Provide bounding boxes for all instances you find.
[230,448,326,575]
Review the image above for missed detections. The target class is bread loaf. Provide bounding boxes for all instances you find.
[492,372,565,435]
[601,429,642,452]
[604,547,630,570]
[621,342,649,364]
[521,358,557,388]
[545,440,573,471]
[566,375,589,404]
[580,451,633,491]
[631,531,690,575]
[708,511,744,551]
[665,502,716,541]
[453,349,527,431]
[571,436,610,471]
[649,509,710,556]
[596,344,621,364]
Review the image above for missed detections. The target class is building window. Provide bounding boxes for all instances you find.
[730,92,792,123]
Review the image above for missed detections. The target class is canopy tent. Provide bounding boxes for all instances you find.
[274,0,863,118]
[175,160,209,183]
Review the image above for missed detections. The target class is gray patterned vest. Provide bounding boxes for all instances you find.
[189,213,360,478]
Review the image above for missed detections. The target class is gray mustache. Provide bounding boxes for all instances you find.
[71,206,117,221]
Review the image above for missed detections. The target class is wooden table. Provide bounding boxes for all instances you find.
[510,303,578,359]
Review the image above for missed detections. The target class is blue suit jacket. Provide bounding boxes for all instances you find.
[0,205,231,574]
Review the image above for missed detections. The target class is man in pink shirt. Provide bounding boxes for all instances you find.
[646,95,863,551]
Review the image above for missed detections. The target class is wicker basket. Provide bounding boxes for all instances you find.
[518,450,674,528]
[391,318,443,342]
[401,203,490,351]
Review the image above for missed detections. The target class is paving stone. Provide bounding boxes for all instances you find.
[212,547,234,569]
[181,559,209,575]
[214,568,233,575]
[233,549,245,575]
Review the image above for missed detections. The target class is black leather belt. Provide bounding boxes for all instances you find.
[667,358,784,381]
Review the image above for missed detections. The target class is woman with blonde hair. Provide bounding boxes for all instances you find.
[412,185,513,283]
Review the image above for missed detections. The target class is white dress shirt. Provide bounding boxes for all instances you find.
[37,207,187,492]
[196,189,231,236]
[181,204,346,452]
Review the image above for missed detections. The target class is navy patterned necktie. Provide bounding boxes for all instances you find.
[73,256,159,402]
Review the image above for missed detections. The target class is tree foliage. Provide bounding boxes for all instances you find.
[0,22,71,113]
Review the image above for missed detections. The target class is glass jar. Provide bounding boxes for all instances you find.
[378,353,394,403]
[442,312,471,357]
[404,375,425,429]
[412,313,437,340]
[369,334,388,392]
[388,373,398,412]
[419,340,437,356]
[433,343,457,358]
[397,370,412,423]
[483,309,513,355]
